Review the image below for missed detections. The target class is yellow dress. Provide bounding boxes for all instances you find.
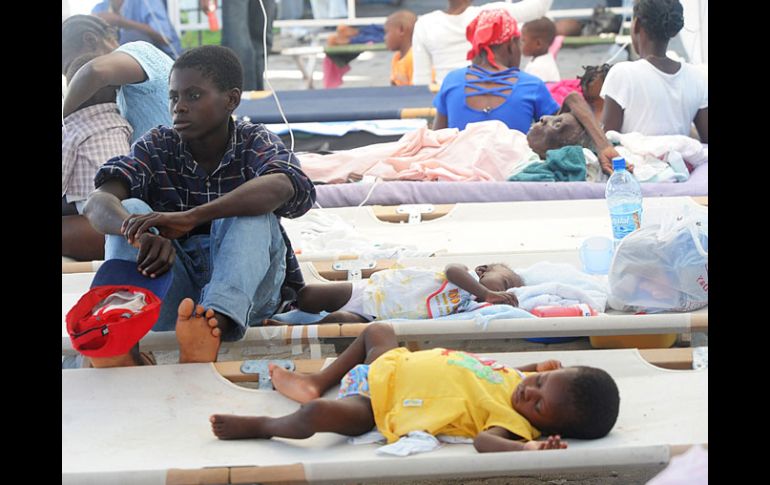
[369,348,540,443]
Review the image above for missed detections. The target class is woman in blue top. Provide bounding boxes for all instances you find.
[432,9,559,133]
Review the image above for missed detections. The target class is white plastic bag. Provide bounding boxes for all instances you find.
[608,206,708,312]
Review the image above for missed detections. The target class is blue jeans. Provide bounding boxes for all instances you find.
[221,0,276,91]
[105,199,287,341]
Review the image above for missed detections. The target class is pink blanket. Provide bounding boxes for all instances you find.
[298,120,532,183]
[546,79,582,106]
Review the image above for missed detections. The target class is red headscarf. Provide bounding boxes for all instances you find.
[466,9,521,69]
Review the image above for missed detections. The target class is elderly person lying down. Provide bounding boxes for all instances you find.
[297,92,623,184]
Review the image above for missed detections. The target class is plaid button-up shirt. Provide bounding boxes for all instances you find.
[95,119,316,293]
[62,103,132,201]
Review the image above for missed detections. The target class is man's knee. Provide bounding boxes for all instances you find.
[121,198,153,214]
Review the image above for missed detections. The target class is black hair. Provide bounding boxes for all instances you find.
[560,366,620,439]
[633,0,684,41]
[172,45,244,92]
[578,64,612,95]
[66,53,101,83]
[62,15,118,72]
[522,17,556,46]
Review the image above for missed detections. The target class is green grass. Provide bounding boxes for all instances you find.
[181,29,222,49]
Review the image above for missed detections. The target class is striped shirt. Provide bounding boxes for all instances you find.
[62,103,132,201]
[94,120,316,292]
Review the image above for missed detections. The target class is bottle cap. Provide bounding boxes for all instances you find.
[612,157,626,170]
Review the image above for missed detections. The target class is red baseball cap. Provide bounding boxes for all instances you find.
[66,259,172,358]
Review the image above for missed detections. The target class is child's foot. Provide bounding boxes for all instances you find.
[176,298,221,363]
[270,363,322,403]
[210,414,273,440]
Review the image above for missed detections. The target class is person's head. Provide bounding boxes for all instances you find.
[384,10,417,52]
[475,263,524,292]
[62,14,119,75]
[578,63,612,118]
[520,17,556,58]
[169,45,243,141]
[512,366,620,439]
[527,113,590,159]
[631,0,684,52]
[65,53,118,110]
[466,9,522,69]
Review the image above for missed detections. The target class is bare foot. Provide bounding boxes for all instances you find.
[269,363,322,403]
[262,318,284,326]
[210,414,273,440]
[176,298,221,363]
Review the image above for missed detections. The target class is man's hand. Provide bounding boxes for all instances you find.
[523,435,568,451]
[135,233,176,278]
[599,146,634,175]
[122,211,198,244]
[484,290,519,307]
[535,360,563,372]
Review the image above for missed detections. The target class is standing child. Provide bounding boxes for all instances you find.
[384,10,418,86]
[282,263,522,324]
[210,323,621,451]
[81,45,316,360]
[521,17,561,82]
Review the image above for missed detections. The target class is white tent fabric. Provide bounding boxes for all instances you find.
[62,348,707,484]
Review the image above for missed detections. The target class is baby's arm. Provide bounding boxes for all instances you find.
[474,426,568,452]
[515,360,563,372]
[444,264,517,305]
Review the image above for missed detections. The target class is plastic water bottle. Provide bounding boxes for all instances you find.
[531,304,598,317]
[606,157,642,246]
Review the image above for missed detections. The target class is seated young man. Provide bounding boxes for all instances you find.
[62,52,133,261]
[210,323,621,452]
[82,45,316,358]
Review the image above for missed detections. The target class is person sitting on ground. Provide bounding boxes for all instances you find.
[601,0,707,142]
[209,322,621,452]
[91,0,182,59]
[384,10,417,86]
[270,263,522,324]
[578,63,611,121]
[521,17,561,83]
[412,0,554,86]
[432,9,560,134]
[81,45,316,361]
[62,53,133,262]
[62,14,173,143]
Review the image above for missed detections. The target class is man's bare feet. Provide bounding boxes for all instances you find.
[269,363,322,403]
[176,298,221,363]
[210,414,273,440]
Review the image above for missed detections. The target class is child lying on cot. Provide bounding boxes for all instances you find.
[269,263,523,324]
[210,322,621,452]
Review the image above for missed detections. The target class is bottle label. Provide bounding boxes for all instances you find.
[610,208,642,240]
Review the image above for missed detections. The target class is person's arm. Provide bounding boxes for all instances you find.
[93,11,168,46]
[489,0,554,23]
[562,92,620,174]
[62,52,148,118]
[515,360,562,372]
[694,107,708,144]
[411,18,433,86]
[433,112,448,130]
[474,426,567,453]
[445,264,518,305]
[601,95,624,135]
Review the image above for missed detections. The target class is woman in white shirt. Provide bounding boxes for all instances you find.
[600,0,707,142]
[411,0,553,86]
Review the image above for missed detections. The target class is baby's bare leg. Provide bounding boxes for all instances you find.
[298,283,354,313]
[210,396,374,440]
[270,322,397,403]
